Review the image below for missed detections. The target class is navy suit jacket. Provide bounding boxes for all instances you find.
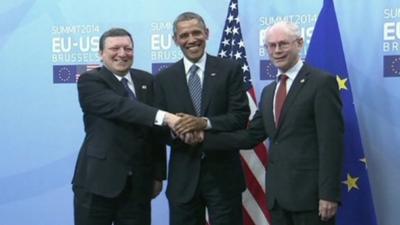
[72,66,166,198]
[154,54,250,203]
[202,63,344,211]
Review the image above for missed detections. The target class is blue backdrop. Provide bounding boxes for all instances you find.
[0,0,399,225]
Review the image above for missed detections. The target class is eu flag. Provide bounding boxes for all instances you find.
[259,60,277,80]
[306,1,378,225]
[152,62,172,74]
[53,65,77,83]
[383,55,400,77]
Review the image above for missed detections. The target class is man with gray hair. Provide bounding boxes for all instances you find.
[200,21,344,225]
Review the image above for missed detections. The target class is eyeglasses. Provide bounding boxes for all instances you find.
[265,39,299,51]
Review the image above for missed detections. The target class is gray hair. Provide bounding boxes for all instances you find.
[264,21,301,41]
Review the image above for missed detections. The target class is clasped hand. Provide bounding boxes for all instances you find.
[168,113,205,145]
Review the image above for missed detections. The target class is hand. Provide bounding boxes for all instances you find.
[318,199,338,221]
[179,130,204,145]
[151,180,163,199]
[174,113,207,135]
[163,112,181,129]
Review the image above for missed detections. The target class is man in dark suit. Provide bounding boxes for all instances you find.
[72,28,180,225]
[154,12,250,225]
[197,21,344,225]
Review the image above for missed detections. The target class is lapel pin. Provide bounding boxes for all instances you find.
[210,73,216,77]
[300,78,306,83]
[142,85,147,90]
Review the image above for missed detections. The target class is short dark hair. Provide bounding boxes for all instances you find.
[172,12,207,36]
[99,28,133,51]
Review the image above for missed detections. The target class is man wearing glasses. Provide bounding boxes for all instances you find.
[199,21,344,225]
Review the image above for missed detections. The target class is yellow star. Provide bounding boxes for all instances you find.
[342,173,359,192]
[336,75,348,90]
[360,157,367,168]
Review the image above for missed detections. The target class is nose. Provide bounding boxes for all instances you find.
[117,48,128,55]
[187,34,197,44]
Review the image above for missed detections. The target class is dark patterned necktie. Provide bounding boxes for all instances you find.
[121,77,136,100]
[275,74,288,126]
[188,64,201,116]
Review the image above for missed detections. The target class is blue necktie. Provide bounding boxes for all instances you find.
[121,77,136,100]
[188,65,201,116]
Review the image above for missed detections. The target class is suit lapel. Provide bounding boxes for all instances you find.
[277,65,309,129]
[201,55,218,116]
[259,81,277,140]
[262,82,279,136]
[130,70,148,102]
[100,66,126,97]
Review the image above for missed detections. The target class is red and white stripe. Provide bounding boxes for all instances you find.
[240,88,271,225]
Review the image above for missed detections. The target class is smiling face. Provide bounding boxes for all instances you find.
[264,24,303,72]
[173,18,209,63]
[100,36,133,76]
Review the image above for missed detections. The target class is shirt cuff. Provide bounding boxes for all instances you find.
[154,110,166,126]
[203,117,212,129]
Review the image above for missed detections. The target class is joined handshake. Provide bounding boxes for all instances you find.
[164,112,205,145]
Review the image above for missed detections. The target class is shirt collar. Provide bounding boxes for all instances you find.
[113,71,132,84]
[183,53,207,74]
[277,59,303,81]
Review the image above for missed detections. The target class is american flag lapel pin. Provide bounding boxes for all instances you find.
[142,85,147,90]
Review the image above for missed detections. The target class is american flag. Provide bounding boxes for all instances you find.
[216,0,271,224]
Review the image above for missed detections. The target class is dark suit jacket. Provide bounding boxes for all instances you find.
[154,54,250,203]
[203,63,344,211]
[72,66,166,199]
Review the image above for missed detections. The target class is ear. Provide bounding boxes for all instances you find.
[205,28,209,40]
[297,37,304,47]
[172,35,179,46]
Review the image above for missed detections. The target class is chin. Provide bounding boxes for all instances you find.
[188,55,202,62]
[275,62,288,69]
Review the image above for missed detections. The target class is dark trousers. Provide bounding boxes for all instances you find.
[270,201,336,225]
[73,177,151,225]
[169,163,243,225]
